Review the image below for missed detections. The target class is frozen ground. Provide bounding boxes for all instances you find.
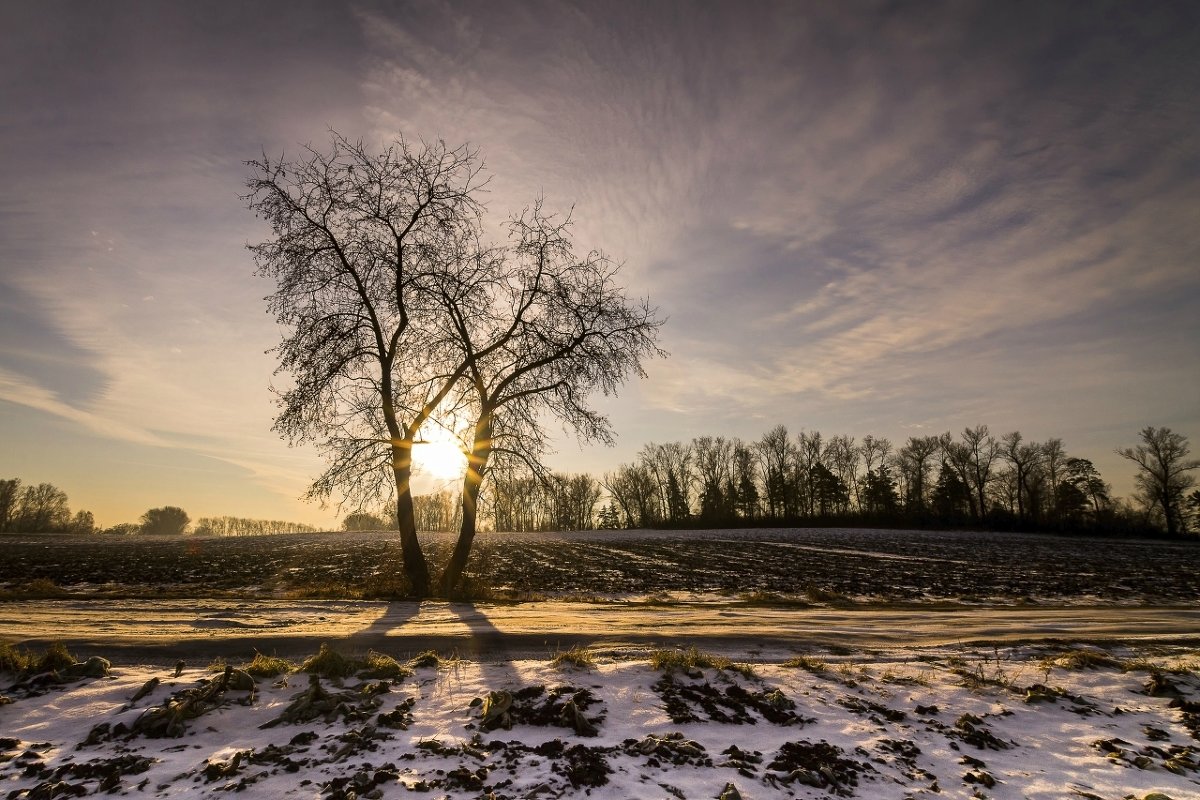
[2,599,1200,663]
[2,643,1198,800]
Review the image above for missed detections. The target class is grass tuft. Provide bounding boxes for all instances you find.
[36,642,76,673]
[0,642,34,673]
[550,645,595,670]
[1,642,83,675]
[300,643,360,678]
[650,646,754,678]
[407,650,444,669]
[242,652,295,678]
[361,650,410,679]
[0,578,71,600]
[782,655,828,673]
[1045,649,1120,671]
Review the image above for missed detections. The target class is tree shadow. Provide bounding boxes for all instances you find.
[345,600,422,650]
[444,601,512,663]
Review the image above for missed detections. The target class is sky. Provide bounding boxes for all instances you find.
[1,0,1198,528]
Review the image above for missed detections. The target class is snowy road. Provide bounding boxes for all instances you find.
[3,599,1198,663]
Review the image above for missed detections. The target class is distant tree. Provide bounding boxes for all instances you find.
[103,522,141,536]
[0,478,21,531]
[1187,489,1200,534]
[140,506,190,536]
[639,442,693,522]
[1001,431,1043,524]
[733,441,760,520]
[1117,427,1199,536]
[861,465,900,516]
[1060,457,1109,518]
[944,426,1000,521]
[68,510,95,534]
[755,426,795,519]
[931,461,972,521]
[597,501,621,530]
[694,436,734,522]
[895,435,941,515]
[823,435,859,513]
[342,511,389,532]
[16,482,71,532]
[413,491,459,532]
[602,464,660,528]
[795,430,824,516]
[810,463,849,516]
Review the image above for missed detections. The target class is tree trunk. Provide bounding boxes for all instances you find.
[440,414,493,596]
[392,441,431,597]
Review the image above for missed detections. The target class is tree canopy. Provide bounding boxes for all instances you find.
[246,132,664,596]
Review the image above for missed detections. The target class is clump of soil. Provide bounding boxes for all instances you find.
[653,674,812,725]
[765,740,876,796]
[259,673,395,728]
[10,753,154,797]
[87,666,256,741]
[470,685,605,736]
[951,713,1013,751]
[622,732,712,769]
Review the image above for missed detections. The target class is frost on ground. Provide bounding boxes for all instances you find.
[2,644,1198,800]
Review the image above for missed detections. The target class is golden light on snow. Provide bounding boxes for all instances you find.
[412,425,468,480]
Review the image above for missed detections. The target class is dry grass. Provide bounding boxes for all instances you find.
[36,642,76,673]
[782,655,828,674]
[0,642,34,673]
[407,650,446,669]
[300,643,360,678]
[737,590,813,607]
[650,646,754,678]
[361,650,410,679]
[0,641,77,674]
[1042,648,1120,671]
[0,578,71,600]
[241,652,295,678]
[550,645,596,670]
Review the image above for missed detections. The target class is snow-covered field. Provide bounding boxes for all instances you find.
[3,643,1198,799]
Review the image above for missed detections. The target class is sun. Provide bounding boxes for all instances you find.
[412,425,468,481]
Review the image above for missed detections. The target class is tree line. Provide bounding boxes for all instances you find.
[0,485,322,537]
[0,478,94,534]
[479,425,1199,537]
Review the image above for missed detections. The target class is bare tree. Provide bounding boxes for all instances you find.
[944,425,1000,520]
[795,430,824,516]
[693,435,734,521]
[1000,431,1043,523]
[16,482,71,532]
[641,441,693,522]
[1118,427,1199,536]
[602,464,660,528]
[895,435,940,514]
[0,478,21,532]
[436,202,664,593]
[755,425,795,519]
[245,133,487,596]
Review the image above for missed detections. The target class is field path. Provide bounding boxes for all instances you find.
[3,599,1199,663]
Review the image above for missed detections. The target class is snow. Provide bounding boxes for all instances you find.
[3,644,1199,799]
